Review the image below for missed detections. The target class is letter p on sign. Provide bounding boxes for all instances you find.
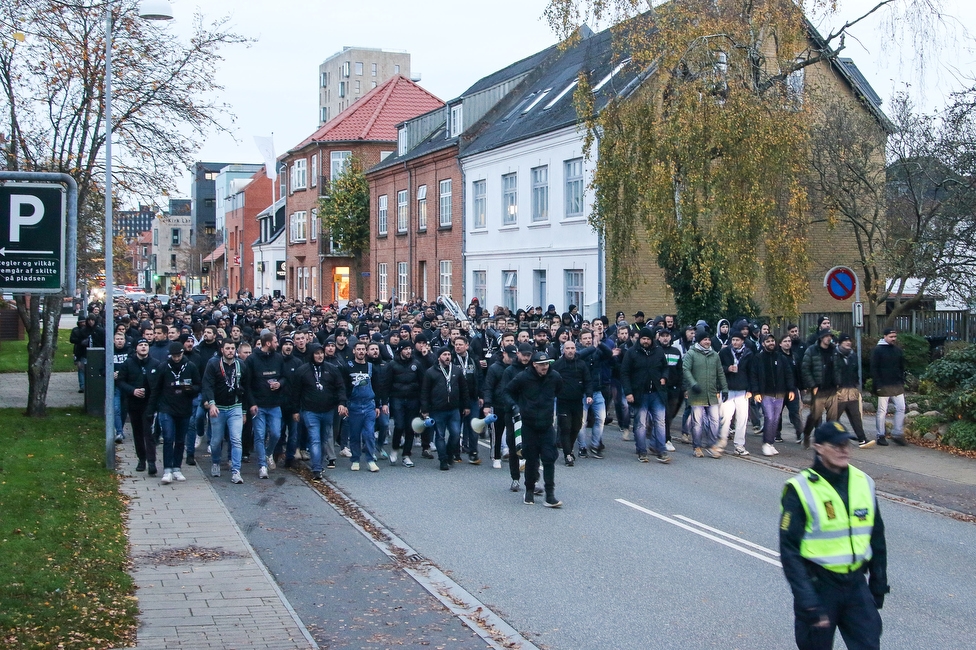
[9,194,44,243]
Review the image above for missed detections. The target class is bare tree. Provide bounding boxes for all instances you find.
[0,0,247,415]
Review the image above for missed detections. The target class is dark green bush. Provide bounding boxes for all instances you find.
[943,420,976,451]
[897,332,932,376]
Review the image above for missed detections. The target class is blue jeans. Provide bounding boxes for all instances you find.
[611,378,632,430]
[431,409,461,463]
[633,391,667,456]
[760,396,785,445]
[186,394,205,458]
[303,410,336,472]
[158,412,188,470]
[691,404,721,449]
[252,406,282,468]
[113,388,125,438]
[346,402,377,463]
[375,409,391,450]
[209,406,243,472]
[77,359,86,391]
[280,413,299,461]
[577,390,606,451]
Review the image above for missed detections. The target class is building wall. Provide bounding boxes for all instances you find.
[149,210,192,294]
[318,48,411,124]
[369,145,463,305]
[282,141,390,305]
[462,126,602,317]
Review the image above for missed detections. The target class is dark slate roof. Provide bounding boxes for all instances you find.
[367,118,458,174]
[460,26,638,158]
[837,58,883,107]
[459,42,561,97]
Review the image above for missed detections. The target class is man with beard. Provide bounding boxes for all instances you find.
[683,330,727,459]
[621,328,671,464]
[148,342,201,485]
[420,347,470,471]
[202,339,253,484]
[552,340,594,466]
[297,342,347,479]
[719,331,754,457]
[245,330,287,479]
[341,341,385,472]
[750,334,796,457]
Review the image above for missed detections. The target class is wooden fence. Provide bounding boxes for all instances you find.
[793,310,974,342]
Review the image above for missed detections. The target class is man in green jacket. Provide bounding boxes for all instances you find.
[682,330,728,458]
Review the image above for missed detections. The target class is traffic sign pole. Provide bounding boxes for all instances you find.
[824,266,863,388]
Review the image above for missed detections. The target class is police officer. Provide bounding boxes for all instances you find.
[780,421,889,650]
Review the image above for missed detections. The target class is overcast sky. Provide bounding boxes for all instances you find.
[163,0,975,199]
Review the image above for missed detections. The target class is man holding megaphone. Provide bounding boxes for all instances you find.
[420,347,470,471]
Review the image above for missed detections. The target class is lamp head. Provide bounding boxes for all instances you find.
[138,0,174,20]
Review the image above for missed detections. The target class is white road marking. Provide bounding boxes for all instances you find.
[616,499,783,568]
[673,514,781,557]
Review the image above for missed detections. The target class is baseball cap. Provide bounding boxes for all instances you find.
[168,341,184,356]
[531,351,552,363]
[814,421,857,445]
[517,343,534,354]
[503,344,519,356]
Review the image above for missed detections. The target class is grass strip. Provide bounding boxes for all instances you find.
[0,329,77,374]
[0,408,136,649]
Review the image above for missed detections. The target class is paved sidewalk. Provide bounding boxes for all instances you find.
[117,439,317,649]
[0,371,83,408]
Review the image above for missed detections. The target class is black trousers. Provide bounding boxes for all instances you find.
[793,574,881,650]
[556,402,583,457]
[128,402,154,463]
[665,390,683,442]
[505,413,520,481]
[804,389,838,437]
[778,391,804,439]
[521,422,558,495]
[491,410,509,460]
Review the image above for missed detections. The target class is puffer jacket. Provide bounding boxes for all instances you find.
[682,344,728,406]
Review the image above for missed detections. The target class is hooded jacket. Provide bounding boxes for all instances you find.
[719,344,753,393]
[504,364,563,429]
[716,319,731,349]
[682,343,728,406]
[620,342,668,397]
[870,340,905,396]
[147,357,201,418]
[117,353,157,405]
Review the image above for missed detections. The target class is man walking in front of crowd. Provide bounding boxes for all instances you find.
[683,330,727,458]
[202,339,252,484]
[780,421,888,650]
[383,342,425,467]
[297,342,347,479]
[117,338,156,475]
[751,334,796,457]
[420,347,470,471]
[871,328,907,447]
[553,340,593,466]
[342,341,384,472]
[621,327,671,464]
[454,336,483,465]
[505,351,564,507]
[246,330,287,479]
[802,329,838,448]
[834,334,874,449]
[719,331,754,457]
[148,341,201,485]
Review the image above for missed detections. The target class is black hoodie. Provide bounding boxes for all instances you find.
[147,357,200,418]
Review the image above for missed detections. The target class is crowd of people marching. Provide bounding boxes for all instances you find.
[68,294,907,508]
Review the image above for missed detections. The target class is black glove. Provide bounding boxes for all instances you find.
[873,593,885,610]
[798,606,827,626]
[691,384,703,394]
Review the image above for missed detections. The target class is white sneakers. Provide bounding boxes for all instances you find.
[172,469,186,481]
[230,470,243,484]
[350,462,360,471]
[622,428,633,441]
[160,470,173,484]
[259,466,269,479]
[492,459,502,469]
[367,461,379,473]
[340,447,352,458]
[665,441,676,452]
[733,445,750,456]
[389,451,398,465]
[266,455,276,470]
[211,463,221,477]
[402,456,414,468]
[762,443,779,456]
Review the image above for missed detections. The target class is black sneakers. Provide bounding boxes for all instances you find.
[311,471,322,482]
[327,459,336,469]
[543,495,563,508]
[877,436,889,446]
[135,460,146,472]
[510,480,520,492]
[147,462,157,476]
[422,449,435,459]
[185,456,196,466]
[524,491,535,505]
[469,453,481,465]
[440,461,451,471]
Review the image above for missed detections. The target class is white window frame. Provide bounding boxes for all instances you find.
[397,190,408,233]
[565,158,584,218]
[450,104,463,137]
[531,165,548,222]
[439,260,452,298]
[398,128,407,156]
[290,211,307,243]
[311,154,318,187]
[293,158,307,190]
[502,173,518,225]
[355,61,363,76]
[378,263,388,298]
[417,185,427,231]
[439,179,452,227]
[311,208,319,241]
[472,179,486,229]
[502,270,518,312]
[786,62,805,106]
[378,194,388,235]
[472,270,486,305]
[330,150,351,180]
[371,62,377,76]
[565,269,584,312]
[397,261,408,301]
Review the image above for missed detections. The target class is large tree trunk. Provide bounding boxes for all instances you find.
[15,292,65,417]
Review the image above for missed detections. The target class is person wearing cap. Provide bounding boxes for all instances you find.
[201,339,253,484]
[870,328,907,446]
[780,421,888,649]
[719,330,755,456]
[381,342,426,467]
[420,347,470,471]
[117,337,158,475]
[621,327,671,463]
[504,350,564,507]
[833,334,874,449]
[802,329,840,448]
[629,311,647,337]
[147,341,202,485]
[682,329,728,458]
[296,342,347,479]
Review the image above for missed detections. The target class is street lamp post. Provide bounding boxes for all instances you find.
[104,0,174,470]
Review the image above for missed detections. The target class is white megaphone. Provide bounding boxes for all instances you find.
[411,417,427,433]
[471,413,498,434]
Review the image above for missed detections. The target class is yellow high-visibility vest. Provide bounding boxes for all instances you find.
[785,465,876,574]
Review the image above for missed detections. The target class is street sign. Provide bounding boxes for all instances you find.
[853,301,864,328]
[0,182,66,293]
[824,267,857,301]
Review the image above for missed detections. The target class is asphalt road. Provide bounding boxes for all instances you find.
[305,431,975,650]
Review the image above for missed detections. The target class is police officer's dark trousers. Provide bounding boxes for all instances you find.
[521,422,558,495]
[794,571,882,650]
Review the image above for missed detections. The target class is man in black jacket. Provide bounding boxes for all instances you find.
[383,343,425,467]
[834,334,873,449]
[297,342,347,479]
[505,351,564,507]
[750,334,796,457]
[454,336,483,464]
[245,330,287,479]
[778,334,806,444]
[483,344,517,476]
[117,338,157,475]
[552,340,594,466]
[719,331,754,456]
[621,327,672,463]
[147,341,201,485]
[802,329,839,448]
[421,347,470,471]
[202,339,253,484]
[277,336,305,468]
[871,328,907,446]
[70,314,103,393]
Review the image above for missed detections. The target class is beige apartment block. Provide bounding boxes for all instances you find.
[318,46,411,124]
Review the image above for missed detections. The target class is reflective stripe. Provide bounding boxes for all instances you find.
[793,472,821,531]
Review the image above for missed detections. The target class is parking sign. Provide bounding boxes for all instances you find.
[0,182,66,293]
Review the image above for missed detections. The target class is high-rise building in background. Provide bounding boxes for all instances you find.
[318,47,411,124]
[114,203,156,241]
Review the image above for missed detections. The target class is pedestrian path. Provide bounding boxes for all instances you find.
[117,439,317,649]
[0,371,82,408]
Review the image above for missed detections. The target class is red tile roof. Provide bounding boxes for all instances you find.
[290,76,443,151]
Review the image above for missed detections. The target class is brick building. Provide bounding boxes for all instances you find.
[281,75,443,305]
[223,168,272,298]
